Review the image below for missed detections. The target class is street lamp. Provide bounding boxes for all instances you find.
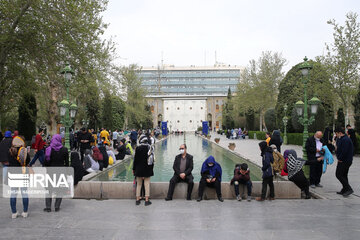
[296,57,321,177]
[59,63,77,152]
[82,118,89,128]
[282,104,288,145]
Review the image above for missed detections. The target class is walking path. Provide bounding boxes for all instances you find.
[207,132,360,200]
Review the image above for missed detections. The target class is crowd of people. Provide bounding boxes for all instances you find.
[0,124,357,215]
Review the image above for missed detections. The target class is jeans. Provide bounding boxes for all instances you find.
[10,187,29,213]
[261,176,274,199]
[335,161,352,192]
[234,180,252,196]
[29,149,44,166]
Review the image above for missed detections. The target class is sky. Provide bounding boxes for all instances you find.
[102,0,360,72]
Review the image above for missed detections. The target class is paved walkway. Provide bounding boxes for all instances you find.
[207,132,360,200]
[0,133,359,239]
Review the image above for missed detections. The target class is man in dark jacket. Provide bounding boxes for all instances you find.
[346,125,357,156]
[335,127,354,197]
[165,144,194,201]
[77,127,93,162]
[0,131,13,181]
[305,131,324,188]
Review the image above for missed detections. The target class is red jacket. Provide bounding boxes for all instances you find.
[34,134,45,150]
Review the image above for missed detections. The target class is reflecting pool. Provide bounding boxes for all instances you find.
[91,134,263,182]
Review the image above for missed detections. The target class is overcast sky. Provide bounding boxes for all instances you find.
[102,0,360,71]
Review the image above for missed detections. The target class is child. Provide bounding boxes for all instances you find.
[230,163,252,201]
[256,141,275,201]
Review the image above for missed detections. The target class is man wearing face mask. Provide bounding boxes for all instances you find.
[165,144,194,201]
[305,131,325,188]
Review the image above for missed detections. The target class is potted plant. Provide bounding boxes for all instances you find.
[228,143,236,151]
[214,138,220,144]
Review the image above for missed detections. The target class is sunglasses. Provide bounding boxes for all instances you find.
[179,148,185,150]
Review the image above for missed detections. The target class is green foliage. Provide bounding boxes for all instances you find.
[264,108,277,132]
[112,96,125,131]
[248,131,314,146]
[322,12,360,110]
[86,84,101,130]
[275,60,334,133]
[353,82,360,134]
[222,88,235,129]
[336,108,345,128]
[235,51,286,130]
[245,108,255,130]
[17,92,37,141]
[248,131,266,140]
[102,92,113,130]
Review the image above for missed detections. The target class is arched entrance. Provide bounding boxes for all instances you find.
[157,114,162,127]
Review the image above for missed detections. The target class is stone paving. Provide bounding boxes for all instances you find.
[0,133,359,239]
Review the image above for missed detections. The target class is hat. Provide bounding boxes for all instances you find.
[4,131,12,138]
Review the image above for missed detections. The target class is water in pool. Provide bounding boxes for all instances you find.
[92,134,263,182]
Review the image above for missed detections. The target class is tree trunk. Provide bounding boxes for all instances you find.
[259,111,263,132]
[47,79,61,135]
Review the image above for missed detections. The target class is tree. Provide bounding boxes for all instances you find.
[245,108,255,130]
[112,96,125,130]
[102,92,113,130]
[236,51,286,131]
[353,82,360,133]
[275,60,334,133]
[336,108,345,128]
[222,88,235,129]
[264,108,276,132]
[0,0,116,134]
[321,12,360,126]
[17,92,37,141]
[118,65,152,129]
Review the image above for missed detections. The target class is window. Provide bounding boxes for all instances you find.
[201,107,203,110]
[190,120,192,123]
[166,107,169,110]
[177,120,180,123]
[190,107,192,110]
[177,107,180,110]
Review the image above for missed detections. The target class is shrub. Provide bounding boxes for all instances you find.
[264,108,277,132]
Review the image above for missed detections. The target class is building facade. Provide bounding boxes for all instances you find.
[140,65,242,131]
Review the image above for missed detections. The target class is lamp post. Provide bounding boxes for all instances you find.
[282,104,288,145]
[82,119,89,128]
[295,57,321,177]
[59,63,77,152]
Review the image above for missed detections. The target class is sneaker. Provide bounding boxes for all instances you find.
[196,197,202,202]
[310,184,316,189]
[336,190,344,195]
[145,200,152,206]
[21,212,28,218]
[315,184,323,188]
[236,195,241,201]
[135,200,141,206]
[305,195,311,199]
[218,197,224,202]
[43,208,51,212]
[247,196,251,202]
[164,197,172,201]
[186,197,191,201]
[255,197,265,201]
[55,208,60,212]
[342,190,354,197]
[11,212,19,219]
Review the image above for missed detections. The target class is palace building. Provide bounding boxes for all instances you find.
[139,64,242,131]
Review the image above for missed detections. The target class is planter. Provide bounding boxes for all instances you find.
[228,143,236,151]
[214,138,220,144]
[206,135,211,139]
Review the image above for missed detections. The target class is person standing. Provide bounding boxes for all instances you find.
[197,155,223,202]
[29,128,46,166]
[305,131,324,188]
[43,134,69,212]
[269,130,282,152]
[9,136,30,218]
[130,129,138,149]
[346,125,357,156]
[256,141,275,201]
[165,144,194,201]
[133,135,154,206]
[100,128,110,146]
[335,127,354,197]
[0,131,12,173]
[78,127,93,162]
[323,127,334,153]
[112,129,119,148]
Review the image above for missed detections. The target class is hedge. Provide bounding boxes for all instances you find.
[248,131,314,146]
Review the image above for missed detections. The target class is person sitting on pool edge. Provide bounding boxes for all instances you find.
[230,163,252,201]
[165,144,194,201]
[197,155,223,202]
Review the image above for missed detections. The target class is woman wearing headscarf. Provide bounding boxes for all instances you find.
[256,141,275,201]
[83,149,100,173]
[92,147,103,170]
[197,155,223,202]
[8,136,30,218]
[284,149,311,199]
[70,151,84,185]
[269,130,282,152]
[43,134,68,212]
[133,135,154,206]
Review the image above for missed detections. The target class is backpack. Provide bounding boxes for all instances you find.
[10,136,27,166]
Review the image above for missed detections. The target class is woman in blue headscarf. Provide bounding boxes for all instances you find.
[197,155,223,202]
